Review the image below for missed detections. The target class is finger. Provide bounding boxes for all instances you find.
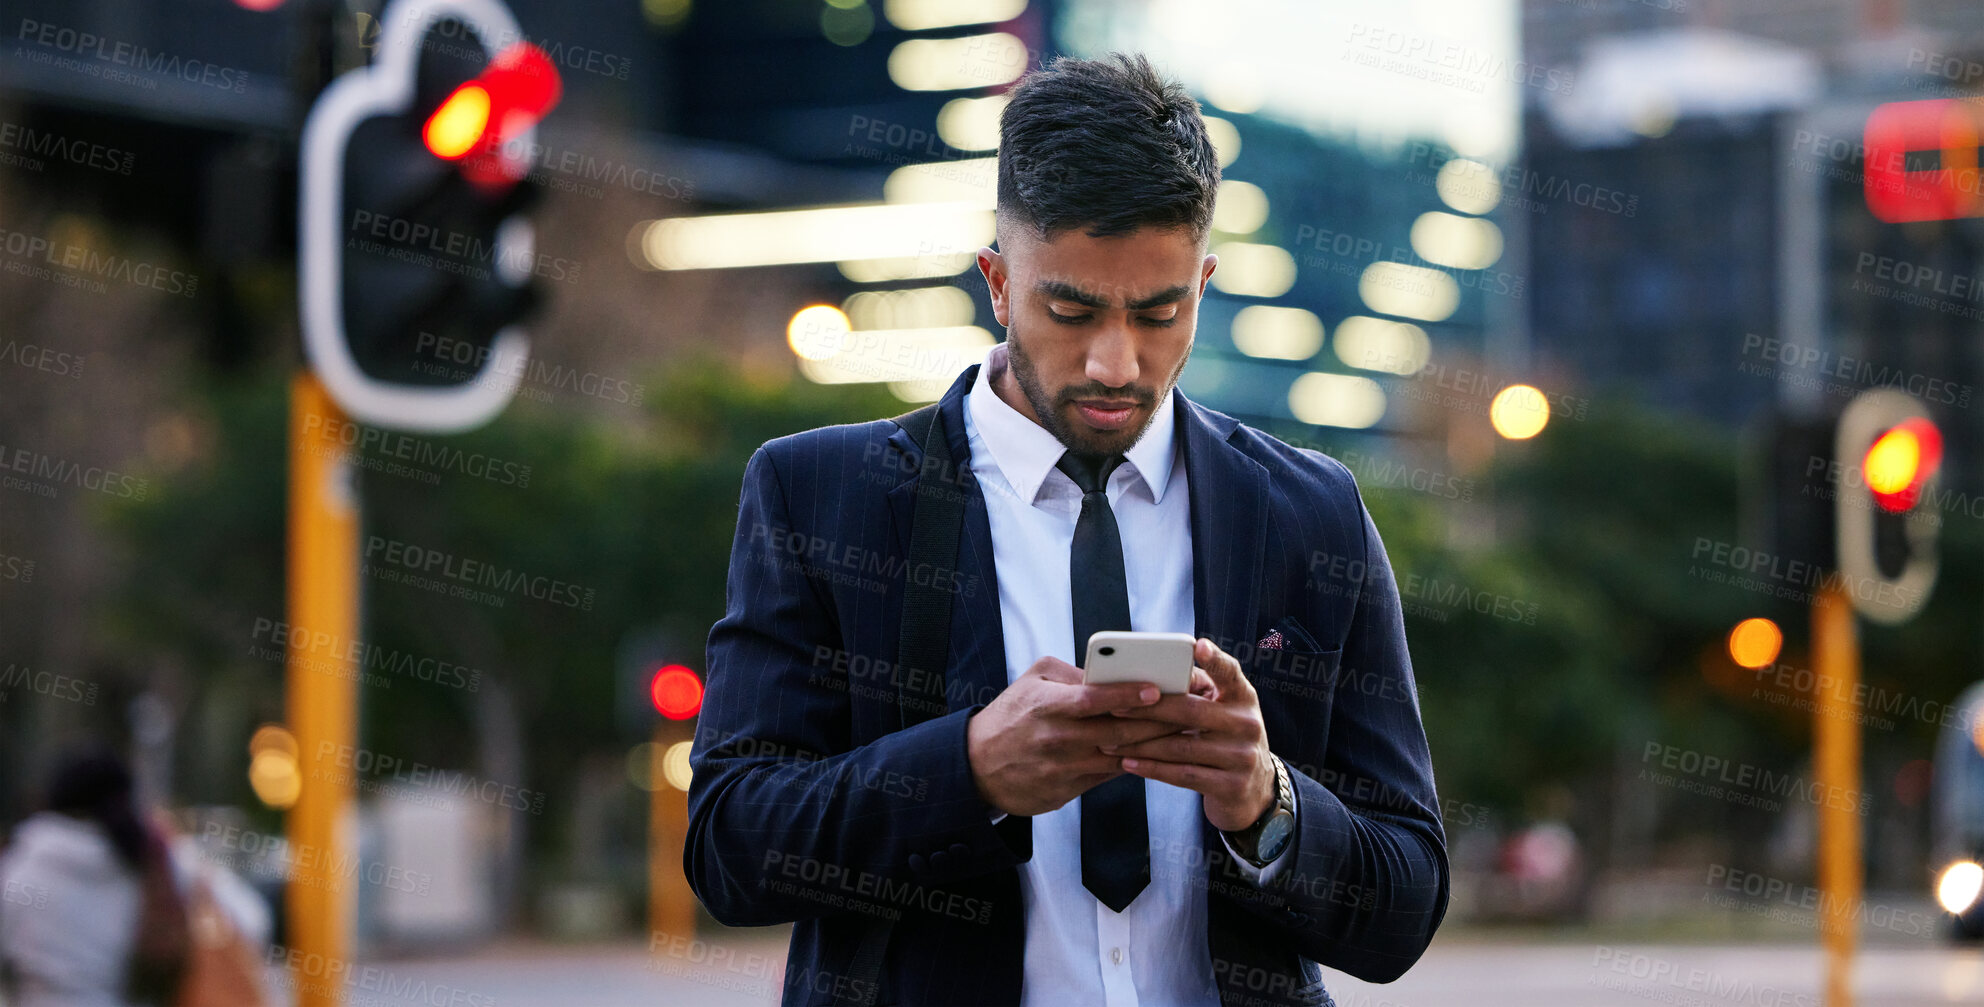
[1109,691,1223,732]
[1062,753,1127,777]
[1080,718,1185,750]
[1188,665,1217,699]
[1104,734,1250,770]
[1195,637,1252,703]
[1121,756,1224,794]
[1057,681,1161,718]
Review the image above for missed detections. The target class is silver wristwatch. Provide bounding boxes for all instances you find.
[1223,754,1295,869]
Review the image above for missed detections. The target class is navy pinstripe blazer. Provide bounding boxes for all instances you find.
[687,362,1449,1006]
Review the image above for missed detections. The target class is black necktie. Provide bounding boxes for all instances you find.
[1056,449,1149,913]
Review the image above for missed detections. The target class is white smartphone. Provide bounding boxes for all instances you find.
[1082,631,1197,695]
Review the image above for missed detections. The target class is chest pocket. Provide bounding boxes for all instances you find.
[1243,616,1341,755]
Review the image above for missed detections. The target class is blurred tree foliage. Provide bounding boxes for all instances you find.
[100,355,900,857]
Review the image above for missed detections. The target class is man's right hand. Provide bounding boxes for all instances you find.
[965,655,1208,817]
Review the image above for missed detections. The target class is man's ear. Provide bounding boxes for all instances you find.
[1199,251,1218,298]
[977,246,1010,327]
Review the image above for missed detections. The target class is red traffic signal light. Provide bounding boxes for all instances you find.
[423,42,561,186]
[1863,417,1942,513]
[650,665,703,720]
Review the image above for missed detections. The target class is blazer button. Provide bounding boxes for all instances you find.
[930,849,951,871]
[948,842,971,864]
[908,853,927,874]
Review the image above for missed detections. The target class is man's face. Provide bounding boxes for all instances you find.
[977,223,1217,457]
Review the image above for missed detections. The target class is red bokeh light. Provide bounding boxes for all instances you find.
[650,664,703,720]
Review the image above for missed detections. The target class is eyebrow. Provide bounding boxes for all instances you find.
[1037,280,1191,311]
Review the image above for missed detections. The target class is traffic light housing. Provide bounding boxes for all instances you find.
[300,0,561,433]
[1835,390,1943,624]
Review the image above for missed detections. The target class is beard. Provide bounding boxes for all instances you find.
[1005,329,1187,457]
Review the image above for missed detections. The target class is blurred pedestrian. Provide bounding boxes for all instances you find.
[0,745,270,1007]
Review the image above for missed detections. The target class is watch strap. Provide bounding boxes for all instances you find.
[1224,754,1293,867]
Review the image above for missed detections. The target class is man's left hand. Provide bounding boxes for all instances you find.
[1101,636,1275,832]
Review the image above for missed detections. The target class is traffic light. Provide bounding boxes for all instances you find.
[1835,390,1943,625]
[650,664,704,721]
[300,0,562,433]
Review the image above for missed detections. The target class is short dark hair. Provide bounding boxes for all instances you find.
[996,52,1221,243]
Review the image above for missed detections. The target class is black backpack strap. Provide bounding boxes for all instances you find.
[839,402,968,1007]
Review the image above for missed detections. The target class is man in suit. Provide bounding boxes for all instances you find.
[687,52,1449,1006]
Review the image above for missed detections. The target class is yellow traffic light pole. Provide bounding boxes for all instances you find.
[650,718,696,943]
[286,373,360,1007]
[1813,576,1861,1007]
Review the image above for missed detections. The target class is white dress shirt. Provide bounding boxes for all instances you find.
[962,342,1293,1007]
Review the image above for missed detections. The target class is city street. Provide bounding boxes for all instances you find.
[332,932,1984,1007]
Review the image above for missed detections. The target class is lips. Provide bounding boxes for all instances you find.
[1074,400,1139,430]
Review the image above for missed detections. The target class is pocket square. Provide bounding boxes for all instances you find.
[1258,616,1324,653]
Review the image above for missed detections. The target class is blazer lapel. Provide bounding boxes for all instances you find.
[1179,392,1269,664]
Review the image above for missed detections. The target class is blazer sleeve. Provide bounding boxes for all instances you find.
[1218,488,1451,983]
[683,444,1029,928]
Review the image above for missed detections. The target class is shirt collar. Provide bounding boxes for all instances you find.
[966,341,1179,505]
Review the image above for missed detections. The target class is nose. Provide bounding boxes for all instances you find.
[1085,321,1140,391]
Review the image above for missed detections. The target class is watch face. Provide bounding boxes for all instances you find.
[1258,812,1294,859]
